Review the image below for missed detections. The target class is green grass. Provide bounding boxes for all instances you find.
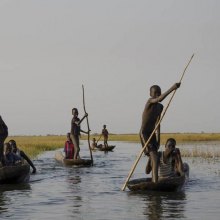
[5,133,220,159]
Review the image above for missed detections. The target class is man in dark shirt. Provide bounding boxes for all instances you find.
[70,108,88,160]
[0,116,8,166]
[140,82,180,183]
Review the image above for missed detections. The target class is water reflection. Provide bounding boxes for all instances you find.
[128,191,186,220]
[0,183,31,215]
[65,169,83,217]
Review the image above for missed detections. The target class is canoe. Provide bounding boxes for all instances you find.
[96,145,116,151]
[0,163,30,184]
[55,151,92,166]
[127,163,189,192]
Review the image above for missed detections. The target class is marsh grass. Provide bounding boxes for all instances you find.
[89,133,220,143]
[180,146,220,158]
[5,133,220,158]
[6,136,65,158]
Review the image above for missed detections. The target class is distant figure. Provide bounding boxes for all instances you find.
[102,125,109,148]
[0,116,8,166]
[8,140,37,173]
[157,138,186,179]
[64,133,74,159]
[91,138,97,150]
[140,83,180,183]
[4,142,21,166]
[70,108,89,160]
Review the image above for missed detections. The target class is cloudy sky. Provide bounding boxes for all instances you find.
[0,0,219,135]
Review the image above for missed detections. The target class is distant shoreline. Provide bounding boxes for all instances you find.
[8,133,220,143]
[5,133,220,159]
[86,133,220,144]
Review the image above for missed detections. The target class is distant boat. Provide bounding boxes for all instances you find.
[127,163,189,192]
[96,144,116,152]
[55,151,92,166]
[0,163,30,184]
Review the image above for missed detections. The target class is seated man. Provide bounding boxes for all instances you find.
[90,138,97,150]
[157,138,186,179]
[64,133,74,159]
[8,139,36,173]
[4,142,21,166]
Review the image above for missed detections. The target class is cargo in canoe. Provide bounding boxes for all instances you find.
[96,144,116,151]
[0,163,30,184]
[127,163,189,192]
[55,151,92,166]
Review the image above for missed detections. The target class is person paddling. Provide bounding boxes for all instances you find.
[102,125,109,148]
[9,139,36,173]
[140,83,180,183]
[70,108,89,160]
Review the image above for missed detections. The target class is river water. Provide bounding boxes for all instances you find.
[0,141,220,220]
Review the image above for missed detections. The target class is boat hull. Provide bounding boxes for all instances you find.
[97,145,116,151]
[55,151,92,166]
[0,164,30,184]
[127,162,189,192]
[127,175,186,192]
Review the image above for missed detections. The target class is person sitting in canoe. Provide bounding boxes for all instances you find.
[64,133,74,159]
[140,83,180,183]
[157,138,186,179]
[102,124,109,148]
[70,108,89,160]
[0,116,8,166]
[8,140,37,173]
[91,138,97,150]
[4,142,22,166]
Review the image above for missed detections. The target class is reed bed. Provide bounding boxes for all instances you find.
[179,146,220,158]
[5,133,220,159]
[6,136,66,158]
[89,133,220,144]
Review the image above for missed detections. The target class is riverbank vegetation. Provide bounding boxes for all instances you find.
[6,133,220,158]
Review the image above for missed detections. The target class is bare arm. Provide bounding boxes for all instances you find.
[149,83,181,104]
[174,148,184,176]
[78,113,88,125]
[155,122,160,148]
[20,151,36,173]
[80,129,89,134]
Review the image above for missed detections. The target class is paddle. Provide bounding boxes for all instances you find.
[121,54,194,191]
[96,135,102,145]
[82,85,94,166]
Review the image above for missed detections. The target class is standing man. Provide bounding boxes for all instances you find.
[102,125,109,148]
[140,82,180,183]
[0,116,8,166]
[70,108,88,160]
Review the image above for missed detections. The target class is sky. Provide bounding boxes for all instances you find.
[0,0,220,135]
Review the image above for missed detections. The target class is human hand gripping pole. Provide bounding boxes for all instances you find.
[121,54,194,191]
[82,85,94,165]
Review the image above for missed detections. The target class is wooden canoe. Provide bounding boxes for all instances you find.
[0,163,30,184]
[55,151,92,166]
[127,163,189,192]
[96,145,116,151]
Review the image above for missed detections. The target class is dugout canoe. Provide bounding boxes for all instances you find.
[0,163,30,184]
[127,163,189,192]
[55,151,92,166]
[96,145,116,151]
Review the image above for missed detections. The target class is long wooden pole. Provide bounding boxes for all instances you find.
[121,54,194,191]
[82,85,94,166]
